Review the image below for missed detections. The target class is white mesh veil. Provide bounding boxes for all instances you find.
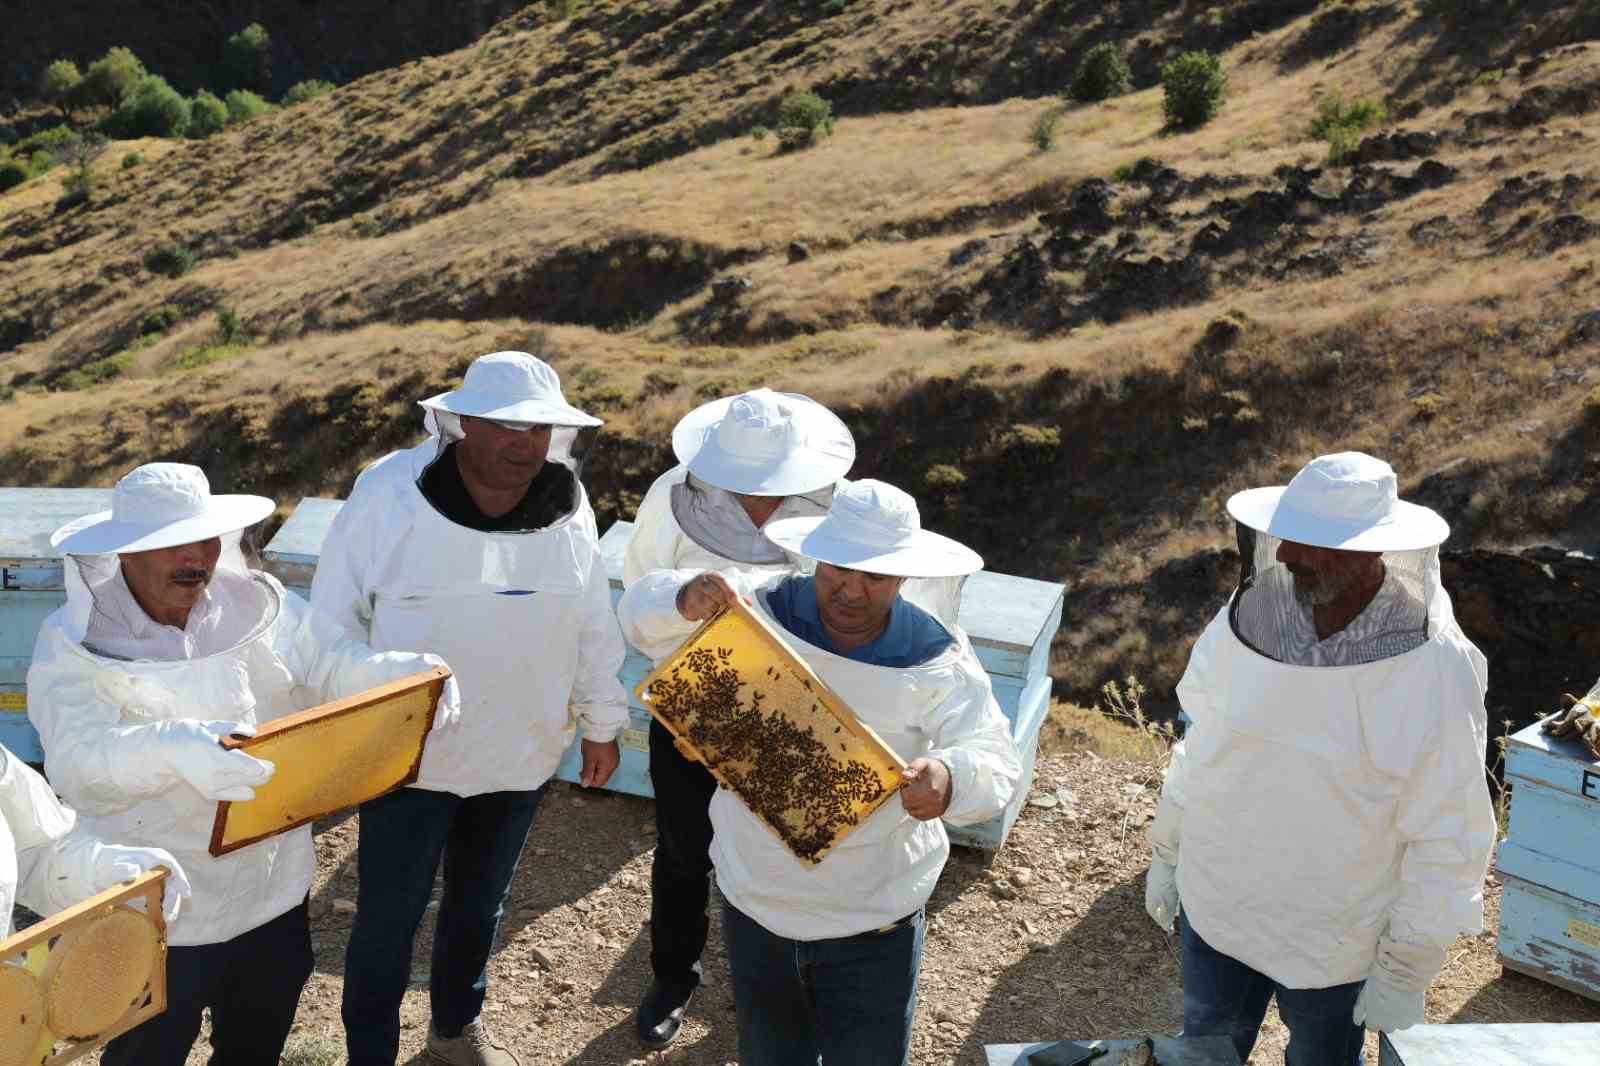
[419,408,598,533]
[672,473,835,566]
[1228,523,1442,667]
[62,527,279,661]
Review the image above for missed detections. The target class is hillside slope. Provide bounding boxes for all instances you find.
[3,0,1600,718]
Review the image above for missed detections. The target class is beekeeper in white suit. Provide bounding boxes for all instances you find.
[3,741,191,938]
[27,462,458,1066]
[311,351,628,1066]
[1145,452,1495,1066]
[624,387,854,1049]
[620,478,1021,1066]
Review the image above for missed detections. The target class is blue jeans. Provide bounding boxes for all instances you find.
[342,785,546,1066]
[1181,912,1365,1066]
[722,900,925,1066]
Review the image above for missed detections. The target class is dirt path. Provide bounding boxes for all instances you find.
[161,751,1600,1064]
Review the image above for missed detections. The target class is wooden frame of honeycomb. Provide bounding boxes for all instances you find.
[636,598,907,865]
[208,666,451,856]
[0,869,168,1064]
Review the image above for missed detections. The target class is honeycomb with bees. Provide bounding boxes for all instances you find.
[636,598,906,865]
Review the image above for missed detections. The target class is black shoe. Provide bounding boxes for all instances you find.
[635,979,696,1048]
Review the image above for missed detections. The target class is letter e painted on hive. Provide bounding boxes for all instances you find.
[1583,769,1600,801]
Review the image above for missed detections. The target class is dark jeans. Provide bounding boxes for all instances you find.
[1181,912,1365,1066]
[342,784,546,1066]
[102,899,313,1066]
[722,900,925,1066]
[648,717,718,993]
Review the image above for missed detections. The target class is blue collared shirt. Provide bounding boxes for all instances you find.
[763,575,954,668]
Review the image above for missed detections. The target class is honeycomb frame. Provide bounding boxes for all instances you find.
[209,667,451,856]
[636,598,907,865]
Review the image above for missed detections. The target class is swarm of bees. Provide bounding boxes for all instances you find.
[647,642,899,863]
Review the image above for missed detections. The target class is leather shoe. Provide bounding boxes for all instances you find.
[635,979,696,1048]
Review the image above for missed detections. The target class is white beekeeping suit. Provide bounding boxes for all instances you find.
[27,463,456,948]
[1147,452,1495,1036]
[623,388,855,584]
[619,480,1021,939]
[311,355,628,795]
[2,743,190,939]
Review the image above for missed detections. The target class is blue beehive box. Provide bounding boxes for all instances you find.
[1379,1022,1600,1064]
[0,488,117,762]
[1496,718,1600,1002]
[264,505,1064,851]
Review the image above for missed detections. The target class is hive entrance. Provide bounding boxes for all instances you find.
[639,599,905,864]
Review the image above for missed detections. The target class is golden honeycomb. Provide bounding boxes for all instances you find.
[0,963,48,1066]
[637,600,906,864]
[43,908,159,1040]
[210,668,448,855]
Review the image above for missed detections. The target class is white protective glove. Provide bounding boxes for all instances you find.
[149,719,274,802]
[1352,933,1445,1033]
[421,654,461,733]
[93,844,192,924]
[1144,792,1182,932]
[370,652,460,733]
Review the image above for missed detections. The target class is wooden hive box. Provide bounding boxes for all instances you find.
[636,598,907,865]
[1495,719,1600,1002]
[0,489,115,764]
[984,1036,1241,1065]
[1379,1022,1600,1064]
[0,869,169,1064]
[262,506,1066,852]
[209,668,450,855]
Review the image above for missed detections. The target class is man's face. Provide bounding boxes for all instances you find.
[1275,539,1381,607]
[456,416,553,492]
[119,537,223,625]
[813,562,905,641]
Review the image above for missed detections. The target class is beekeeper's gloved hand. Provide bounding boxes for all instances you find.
[93,844,192,923]
[1144,793,1181,933]
[1543,693,1600,760]
[370,652,460,733]
[148,719,273,802]
[1352,933,1444,1033]
[420,654,462,733]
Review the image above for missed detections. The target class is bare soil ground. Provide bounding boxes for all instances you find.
[114,751,1600,1065]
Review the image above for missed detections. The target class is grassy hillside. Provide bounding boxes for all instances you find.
[3,0,1599,714]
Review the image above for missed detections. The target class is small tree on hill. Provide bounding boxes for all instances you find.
[108,75,191,139]
[775,90,833,151]
[282,80,335,106]
[225,90,274,125]
[189,90,229,138]
[81,47,147,110]
[41,60,83,122]
[223,23,272,93]
[1161,51,1227,129]
[1070,43,1131,103]
[58,132,107,205]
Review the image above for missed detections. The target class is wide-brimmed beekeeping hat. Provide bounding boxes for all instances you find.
[52,464,274,556]
[418,351,601,429]
[672,388,854,496]
[764,479,982,578]
[1226,451,1449,552]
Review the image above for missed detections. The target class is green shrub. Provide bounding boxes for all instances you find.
[109,75,191,138]
[121,150,144,169]
[1030,106,1063,152]
[223,23,272,92]
[1161,51,1227,129]
[216,307,246,345]
[169,342,249,372]
[750,125,770,142]
[1307,94,1387,140]
[81,47,147,109]
[282,79,335,106]
[188,90,228,138]
[15,125,80,161]
[997,423,1062,474]
[225,90,274,124]
[924,464,968,490]
[41,60,82,119]
[1070,42,1132,103]
[821,0,849,14]
[775,90,833,151]
[143,242,195,278]
[0,159,27,192]
[543,0,582,17]
[139,304,182,334]
[56,352,133,391]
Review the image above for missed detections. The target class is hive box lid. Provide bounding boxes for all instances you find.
[598,519,1065,674]
[1381,1022,1600,1065]
[1506,718,1600,801]
[0,488,115,562]
[985,1036,1240,1065]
